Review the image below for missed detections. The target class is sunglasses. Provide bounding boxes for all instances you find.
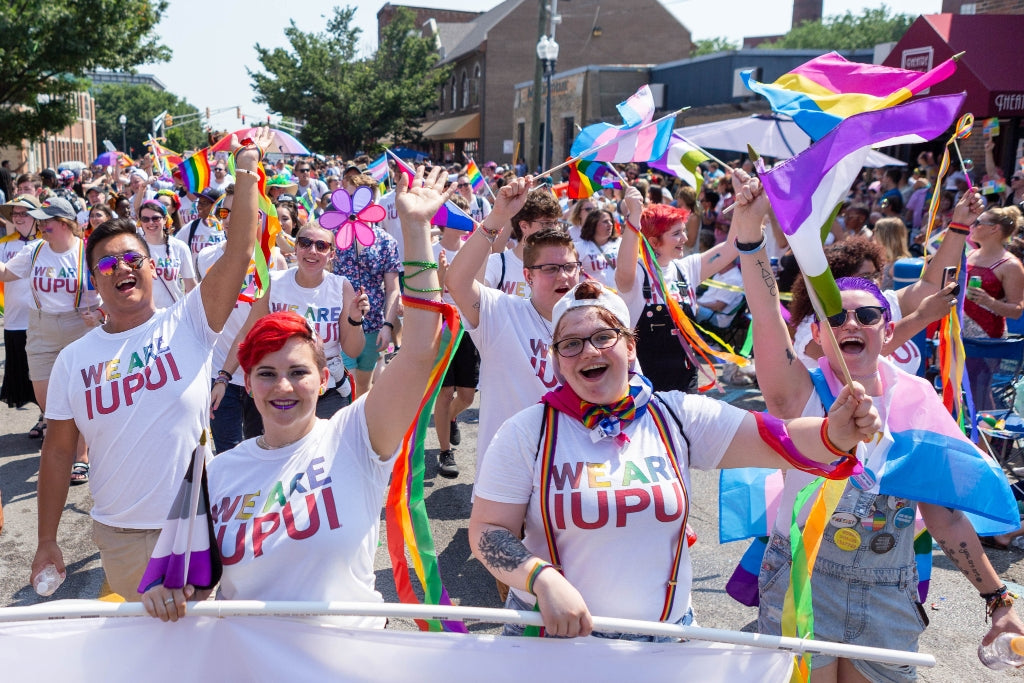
[824,306,886,328]
[139,214,164,223]
[214,168,226,173]
[457,182,470,188]
[296,235,333,253]
[94,251,148,277]
[296,168,310,173]
[215,207,231,220]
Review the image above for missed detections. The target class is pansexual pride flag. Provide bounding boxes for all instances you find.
[759,93,965,317]
[570,85,675,164]
[567,159,620,199]
[386,149,475,231]
[743,51,960,141]
[464,159,486,194]
[177,150,212,195]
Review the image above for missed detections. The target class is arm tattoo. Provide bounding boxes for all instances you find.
[755,258,778,297]
[935,536,985,586]
[786,349,796,366]
[709,253,721,262]
[478,528,531,572]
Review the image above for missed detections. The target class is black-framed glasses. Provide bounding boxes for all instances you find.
[215,207,231,220]
[9,210,28,219]
[139,214,164,223]
[552,328,624,358]
[825,306,886,328]
[296,168,310,173]
[526,261,581,276]
[93,251,148,276]
[296,235,333,253]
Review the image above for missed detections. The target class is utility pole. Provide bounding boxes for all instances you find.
[529,0,549,174]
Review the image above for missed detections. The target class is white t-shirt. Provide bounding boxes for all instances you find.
[377,190,404,263]
[147,237,196,309]
[575,238,620,289]
[467,195,492,223]
[4,238,100,313]
[432,242,460,305]
[268,269,349,386]
[181,218,226,261]
[463,287,555,473]
[46,287,218,528]
[209,175,235,192]
[297,179,329,203]
[476,393,745,622]
[621,255,703,326]
[0,234,34,329]
[484,249,530,299]
[207,396,394,628]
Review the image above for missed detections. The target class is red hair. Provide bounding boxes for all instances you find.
[237,312,326,373]
[640,203,690,242]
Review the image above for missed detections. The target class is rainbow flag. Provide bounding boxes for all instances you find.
[743,51,960,141]
[386,149,476,231]
[649,133,710,193]
[567,159,620,199]
[464,159,486,194]
[570,85,675,164]
[177,150,212,195]
[758,93,965,318]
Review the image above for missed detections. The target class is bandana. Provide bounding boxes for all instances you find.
[541,373,653,446]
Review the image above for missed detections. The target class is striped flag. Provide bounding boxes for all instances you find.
[567,159,621,199]
[464,159,486,194]
[759,93,966,317]
[386,149,476,231]
[744,51,959,141]
[649,133,711,192]
[366,154,389,183]
[177,150,212,195]
[570,85,675,163]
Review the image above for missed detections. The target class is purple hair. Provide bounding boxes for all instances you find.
[835,276,891,321]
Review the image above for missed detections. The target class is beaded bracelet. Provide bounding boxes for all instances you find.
[982,585,1016,621]
[735,230,767,255]
[401,260,443,293]
[235,168,259,180]
[217,369,233,380]
[525,560,556,595]
[213,376,230,387]
[347,316,364,327]
[477,225,501,243]
[947,222,971,235]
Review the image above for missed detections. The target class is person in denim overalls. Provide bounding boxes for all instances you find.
[734,171,1024,683]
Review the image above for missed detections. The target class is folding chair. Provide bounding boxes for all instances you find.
[964,337,1024,468]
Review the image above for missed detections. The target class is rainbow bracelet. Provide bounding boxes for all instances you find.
[525,560,555,595]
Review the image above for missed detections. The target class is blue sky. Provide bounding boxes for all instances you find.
[144,1,941,136]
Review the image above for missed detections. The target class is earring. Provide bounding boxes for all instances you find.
[319,386,326,396]
[248,390,253,398]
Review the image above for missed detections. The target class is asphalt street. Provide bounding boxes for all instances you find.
[0,328,1022,680]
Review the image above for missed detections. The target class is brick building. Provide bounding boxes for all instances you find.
[0,90,98,174]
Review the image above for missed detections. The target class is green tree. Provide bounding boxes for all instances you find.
[762,6,913,50]
[692,37,740,57]
[0,1,170,148]
[92,83,206,157]
[250,6,450,157]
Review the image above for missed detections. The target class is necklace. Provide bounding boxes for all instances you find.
[257,432,307,450]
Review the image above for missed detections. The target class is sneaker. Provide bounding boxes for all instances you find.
[450,420,461,446]
[438,450,459,478]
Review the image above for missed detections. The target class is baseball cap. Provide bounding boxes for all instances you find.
[552,282,631,333]
[198,187,224,204]
[28,197,77,221]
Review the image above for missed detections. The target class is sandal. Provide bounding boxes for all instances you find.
[70,462,90,486]
[28,419,46,439]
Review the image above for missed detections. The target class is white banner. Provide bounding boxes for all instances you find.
[0,614,793,682]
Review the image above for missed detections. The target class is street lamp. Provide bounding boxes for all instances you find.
[118,114,127,153]
[536,35,559,170]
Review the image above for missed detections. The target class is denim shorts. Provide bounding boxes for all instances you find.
[501,588,694,641]
[757,532,927,683]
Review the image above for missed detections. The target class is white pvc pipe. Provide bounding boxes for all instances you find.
[0,600,934,668]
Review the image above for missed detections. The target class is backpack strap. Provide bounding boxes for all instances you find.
[186,218,202,253]
[497,251,506,290]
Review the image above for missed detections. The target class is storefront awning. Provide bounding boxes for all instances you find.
[423,114,480,141]
[883,13,1024,118]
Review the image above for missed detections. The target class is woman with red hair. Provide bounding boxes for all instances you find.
[615,192,739,392]
[142,165,451,626]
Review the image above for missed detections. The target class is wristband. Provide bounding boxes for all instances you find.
[947,222,970,235]
[820,417,855,458]
[478,225,500,243]
[982,584,1016,621]
[734,231,767,254]
[381,321,394,330]
[525,560,556,595]
[347,316,364,327]
[213,376,230,387]
[217,369,233,380]
[235,168,259,179]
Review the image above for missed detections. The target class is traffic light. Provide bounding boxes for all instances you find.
[205,107,211,119]
[164,114,173,127]
[236,107,241,119]
[241,116,246,125]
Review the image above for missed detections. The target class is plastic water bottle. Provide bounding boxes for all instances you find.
[33,564,65,597]
[978,632,1024,670]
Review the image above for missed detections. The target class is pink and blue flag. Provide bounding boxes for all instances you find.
[744,51,959,141]
[386,149,476,231]
[366,154,389,184]
[758,92,965,317]
[570,85,675,164]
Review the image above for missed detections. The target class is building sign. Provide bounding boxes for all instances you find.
[992,92,1024,116]
[900,46,933,72]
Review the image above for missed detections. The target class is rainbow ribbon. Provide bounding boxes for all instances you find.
[384,302,467,633]
[252,166,280,299]
[634,228,748,391]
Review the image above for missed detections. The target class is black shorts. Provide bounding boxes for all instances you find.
[442,333,480,388]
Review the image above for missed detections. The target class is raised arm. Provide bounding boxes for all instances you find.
[610,185,644,294]
[732,170,813,417]
[446,177,533,328]
[199,128,275,333]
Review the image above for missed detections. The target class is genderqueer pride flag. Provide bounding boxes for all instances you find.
[567,159,620,199]
[758,92,965,317]
[177,151,211,195]
[649,133,711,193]
[570,85,675,164]
[743,51,959,141]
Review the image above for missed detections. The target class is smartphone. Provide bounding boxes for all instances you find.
[943,266,961,296]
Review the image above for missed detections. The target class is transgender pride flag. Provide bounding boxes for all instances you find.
[744,51,959,141]
[386,149,475,231]
[570,85,675,164]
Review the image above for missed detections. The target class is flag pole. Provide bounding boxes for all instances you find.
[534,107,690,181]
[675,132,731,170]
[803,274,855,388]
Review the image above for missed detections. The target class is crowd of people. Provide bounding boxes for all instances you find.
[2,121,1024,680]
